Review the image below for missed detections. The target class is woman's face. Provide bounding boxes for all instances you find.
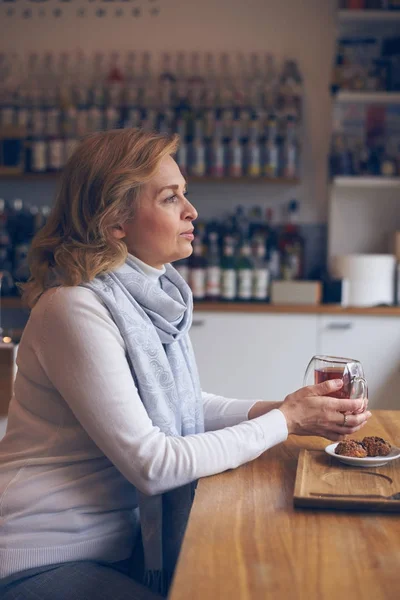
[115,155,198,269]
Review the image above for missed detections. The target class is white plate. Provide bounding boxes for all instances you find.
[325,442,400,467]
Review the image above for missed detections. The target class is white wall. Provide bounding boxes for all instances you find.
[0,0,338,223]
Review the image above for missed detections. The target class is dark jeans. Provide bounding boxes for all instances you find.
[1,559,164,600]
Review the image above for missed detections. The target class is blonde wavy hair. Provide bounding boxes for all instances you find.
[21,128,179,308]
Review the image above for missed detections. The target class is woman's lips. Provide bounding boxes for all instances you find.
[180,233,194,240]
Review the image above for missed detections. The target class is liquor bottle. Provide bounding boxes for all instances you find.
[46,103,64,172]
[0,53,15,127]
[380,142,397,177]
[246,119,261,177]
[220,239,237,301]
[252,238,270,302]
[281,116,299,179]
[188,52,204,109]
[228,121,244,177]
[174,257,190,283]
[73,50,90,137]
[263,115,279,178]
[176,138,188,177]
[279,200,305,280]
[266,208,281,281]
[190,119,206,177]
[87,101,104,134]
[237,241,253,301]
[206,231,221,300]
[189,240,207,301]
[175,52,189,110]
[203,109,216,141]
[248,205,264,240]
[124,52,141,127]
[158,52,175,108]
[210,121,225,178]
[31,133,47,173]
[106,51,124,109]
[279,59,303,120]
[15,86,30,131]
[204,53,218,109]
[233,205,249,243]
[330,134,354,176]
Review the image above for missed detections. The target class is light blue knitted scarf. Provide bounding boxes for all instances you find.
[82,257,205,596]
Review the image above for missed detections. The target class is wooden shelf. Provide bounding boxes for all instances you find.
[335,91,400,104]
[0,173,300,185]
[338,9,400,22]
[194,302,400,316]
[3,296,400,316]
[333,176,400,189]
[1,297,27,309]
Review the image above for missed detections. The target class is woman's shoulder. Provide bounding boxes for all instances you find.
[37,285,105,309]
[27,285,124,350]
[32,285,113,325]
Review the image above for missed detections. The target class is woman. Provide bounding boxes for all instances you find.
[0,129,370,600]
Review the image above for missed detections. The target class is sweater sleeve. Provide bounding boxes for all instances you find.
[37,287,288,497]
[202,391,262,431]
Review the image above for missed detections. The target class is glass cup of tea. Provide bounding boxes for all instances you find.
[303,355,368,413]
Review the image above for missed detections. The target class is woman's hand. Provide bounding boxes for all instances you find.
[279,379,371,441]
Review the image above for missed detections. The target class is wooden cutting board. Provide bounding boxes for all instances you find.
[293,448,400,512]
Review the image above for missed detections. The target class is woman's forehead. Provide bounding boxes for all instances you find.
[147,155,185,192]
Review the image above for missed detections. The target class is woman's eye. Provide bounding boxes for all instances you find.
[164,194,177,203]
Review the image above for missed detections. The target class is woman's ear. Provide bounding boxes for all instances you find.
[110,225,126,240]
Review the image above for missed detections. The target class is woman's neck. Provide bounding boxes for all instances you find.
[128,254,166,283]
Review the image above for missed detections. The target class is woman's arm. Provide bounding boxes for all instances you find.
[36,287,288,497]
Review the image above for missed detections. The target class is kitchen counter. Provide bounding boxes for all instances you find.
[169,411,400,600]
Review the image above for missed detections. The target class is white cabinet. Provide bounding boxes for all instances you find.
[190,312,318,401]
[318,315,400,410]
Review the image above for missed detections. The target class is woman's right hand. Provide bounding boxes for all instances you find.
[279,379,372,441]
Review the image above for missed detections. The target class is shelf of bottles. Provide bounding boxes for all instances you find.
[175,201,305,304]
[330,1,400,179]
[0,196,305,304]
[0,51,303,181]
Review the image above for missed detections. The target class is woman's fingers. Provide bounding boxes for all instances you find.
[306,379,343,397]
[326,396,366,414]
[335,419,368,435]
[336,411,371,428]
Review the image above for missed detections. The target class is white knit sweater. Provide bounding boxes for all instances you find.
[0,258,288,579]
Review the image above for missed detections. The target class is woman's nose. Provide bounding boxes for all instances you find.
[185,200,198,221]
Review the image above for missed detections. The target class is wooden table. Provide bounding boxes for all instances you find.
[169,411,400,600]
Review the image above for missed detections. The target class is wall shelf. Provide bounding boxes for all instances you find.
[334,91,400,104]
[338,9,400,23]
[332,176,400,189]
[3,296,400,316]
[1,297,26,309]
[0,174,301,185]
